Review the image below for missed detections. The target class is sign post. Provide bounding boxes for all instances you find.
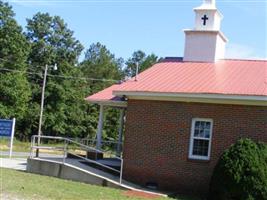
[0,118,16,158]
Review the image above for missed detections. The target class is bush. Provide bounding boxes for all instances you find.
[208,138,267,200]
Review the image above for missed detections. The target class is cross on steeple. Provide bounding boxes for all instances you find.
[201,15,209,26]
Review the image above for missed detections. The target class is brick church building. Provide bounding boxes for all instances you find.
[86,0,267,194]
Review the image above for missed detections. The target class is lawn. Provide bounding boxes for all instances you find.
[0,138,123,158]
[0,138,70,155]
[0,138,31,152]
[0,168,199,200]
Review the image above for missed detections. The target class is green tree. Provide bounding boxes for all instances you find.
[25,12,93,138]
[0,1,31,140]
[124,50,160,77]
[81,42,123,93]
[81,42,124,140]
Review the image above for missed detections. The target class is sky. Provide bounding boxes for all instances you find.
[4,0,267,61]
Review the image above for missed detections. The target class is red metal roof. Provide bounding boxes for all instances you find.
[86,59,267,103]
[85,84,124,102]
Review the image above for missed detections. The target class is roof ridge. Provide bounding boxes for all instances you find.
[222,58,267,62]
[162,57,267,63]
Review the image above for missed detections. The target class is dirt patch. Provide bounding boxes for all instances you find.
[123,190,162,199]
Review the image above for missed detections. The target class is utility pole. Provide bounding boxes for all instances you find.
[36,64,48,157]
[36,64,57,157]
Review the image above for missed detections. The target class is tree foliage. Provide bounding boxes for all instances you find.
[208,138,267,200]
[124,50,160,77]
[81,42,124,140]
[25,12,92,138]
[0,1,31,140]
[81,42,123,93]
[0,1,159,142]
[0,1,29,70]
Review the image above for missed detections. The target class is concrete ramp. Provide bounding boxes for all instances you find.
[27,135,167,197]
[27,158,126,189]
[27,157,167,198]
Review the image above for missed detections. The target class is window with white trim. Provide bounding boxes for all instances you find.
[189,118,213,160]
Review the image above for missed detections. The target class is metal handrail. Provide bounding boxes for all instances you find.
[81,138,123,145]
[30,135,123,184]
[80,138,123,153]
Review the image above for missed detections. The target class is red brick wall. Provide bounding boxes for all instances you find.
[122,100,267,195]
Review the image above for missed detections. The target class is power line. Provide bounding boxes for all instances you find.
[1,58,119,82]
[0,67,39,75]
[0,67,119,82]
[47,74,118,82]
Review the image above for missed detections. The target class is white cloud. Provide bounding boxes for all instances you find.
[225,43,267,60]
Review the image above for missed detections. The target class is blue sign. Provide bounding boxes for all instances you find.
[0,119,13,137]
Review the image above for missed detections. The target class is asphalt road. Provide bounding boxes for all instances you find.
[0,157,27,170]
[0,151,30,157]
[0,151,63,171]
[0,151,63,158]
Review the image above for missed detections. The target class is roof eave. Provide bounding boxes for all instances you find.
[113,91,267,106]
[85,98,127,108]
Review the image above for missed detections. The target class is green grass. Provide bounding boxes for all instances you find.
[0,138,71,154]
[0,138,118,158]
[0,168,199,200]
[0,138,31,152]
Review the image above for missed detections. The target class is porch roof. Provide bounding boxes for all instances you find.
[85,84,127,107]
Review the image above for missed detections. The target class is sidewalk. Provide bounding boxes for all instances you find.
[0,158,27,171]
[0,150,64,171]
[0,151,30,157]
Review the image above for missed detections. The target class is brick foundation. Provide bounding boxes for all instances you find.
[122,100,267,195]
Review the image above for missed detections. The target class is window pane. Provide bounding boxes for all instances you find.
[200,122,205,129]
[192,139,209,156]
[204,130,210,138]
[205,122,211,130]
[195,121,200,129]
[194,129,200,137]
[199,129,204,137]
[194,120,211,139]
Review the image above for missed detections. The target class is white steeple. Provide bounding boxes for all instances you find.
[201,0,216,8]
[183,0,228,62]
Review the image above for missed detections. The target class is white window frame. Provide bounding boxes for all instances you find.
[189,118,213,160]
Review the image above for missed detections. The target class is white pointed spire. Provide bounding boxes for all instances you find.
[204,0,215,6]
[196,0,216,9]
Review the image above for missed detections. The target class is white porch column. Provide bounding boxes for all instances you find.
[96,104,104,150]
[116,108,125,157]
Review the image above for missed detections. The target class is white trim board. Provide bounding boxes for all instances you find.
[113,91,267,106]
[86,99,127,108]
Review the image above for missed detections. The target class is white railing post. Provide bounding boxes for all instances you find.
[119,159,123,185]
[32,135,36,158]
[30,135,34,158]
[63,139,68,164]
[96,104,104,150]
[116,109,125,157]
